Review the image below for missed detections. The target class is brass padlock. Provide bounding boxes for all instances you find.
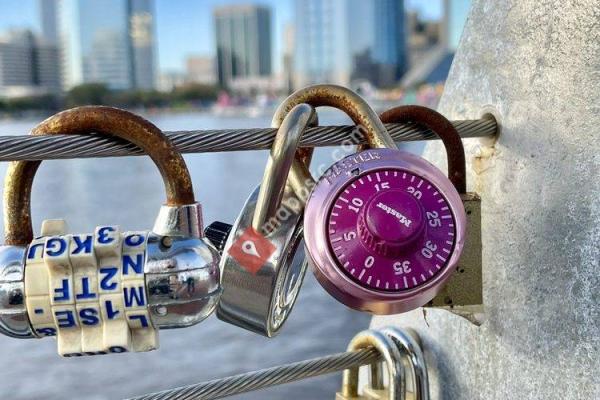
[0,106,221,356]
[338,327,430,400]
[337,329,404,400]
[379,106,483,323]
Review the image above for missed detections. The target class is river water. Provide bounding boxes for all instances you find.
[0,110,383,400]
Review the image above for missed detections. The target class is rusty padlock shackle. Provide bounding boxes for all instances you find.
[3,106,195,246]
[272,84,395,150]
[379,105,467,194]
[272,84,394,195]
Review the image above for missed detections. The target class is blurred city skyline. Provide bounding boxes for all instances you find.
[0,0,446,74]
[0,0,470,111]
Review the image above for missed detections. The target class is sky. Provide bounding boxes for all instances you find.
[0,0,443,73]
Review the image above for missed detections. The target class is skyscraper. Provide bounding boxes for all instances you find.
[0,29,60,97]
[36,36,61,93]
[294,0,407,89]
[371,0,407,86]
[185,56,216,85]
[0,30,36,89]
[129,0,156,90]
[282,23,295,94]
[213,5,272,88]
[294,0,351,88]
[39,0,58,44]
[58,0,156,90]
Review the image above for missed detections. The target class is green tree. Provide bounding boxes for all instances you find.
[66,83,110,107]
[2,94,60,112]
[172,83,219,104]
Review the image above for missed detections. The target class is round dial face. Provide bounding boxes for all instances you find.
[326,168,457,292]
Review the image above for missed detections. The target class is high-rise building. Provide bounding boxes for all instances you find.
[36,38,61,93]
[0,29,60,97]
[185,56,216,85]
[130,0,156,90]
[294,0,407,89]
[350,0,408,88]
[39,0,58,44]
[282,23,295,94]
[58,0,156,90]
[0,31,35,88]
[213,5,272,88]
[294,0,351,88]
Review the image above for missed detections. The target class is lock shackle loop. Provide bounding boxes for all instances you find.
[272,84,395,212]
[253,103,317,231]
[272,84,395,150]
[379,105,467,194]
[342,329,404,399]
[382,327,430,400]
[3,106,195,246]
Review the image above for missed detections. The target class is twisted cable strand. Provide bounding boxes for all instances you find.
[0,118,496,161]
[127,348,380,400]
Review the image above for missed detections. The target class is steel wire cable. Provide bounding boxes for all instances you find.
[0,118,496,161]
[127,348,380,400]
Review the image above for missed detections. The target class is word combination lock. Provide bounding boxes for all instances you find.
[0,106,221,356]
[205,103,316,337]
[282,85,467,314]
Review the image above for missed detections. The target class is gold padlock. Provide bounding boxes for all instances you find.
[336,329,404,400]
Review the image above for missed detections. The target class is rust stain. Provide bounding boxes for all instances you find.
[3,106,194,246]
[380,105,467,194]
[272,84,394,150]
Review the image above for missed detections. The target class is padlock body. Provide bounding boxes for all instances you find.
[305,148,466,314]
[216,184,307,337]
[145,233,221,329]
[0,245,34,338]
[0,223,221,357]
[426,193,483,322]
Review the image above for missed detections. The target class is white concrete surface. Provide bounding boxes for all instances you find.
[372,1,600,399]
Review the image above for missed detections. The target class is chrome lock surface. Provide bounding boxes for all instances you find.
[292,85,467,315]
[205,103,316,337]
[0,106,221,356]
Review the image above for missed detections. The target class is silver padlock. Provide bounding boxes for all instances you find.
[206,103,316,336]
[0,106,221,356]
[362,328,430,400]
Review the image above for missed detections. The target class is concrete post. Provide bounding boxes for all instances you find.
[371,1,600,399]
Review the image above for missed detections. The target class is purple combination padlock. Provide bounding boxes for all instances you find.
[278,85,467,315]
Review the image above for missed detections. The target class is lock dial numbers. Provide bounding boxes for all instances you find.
[327,169,456,292]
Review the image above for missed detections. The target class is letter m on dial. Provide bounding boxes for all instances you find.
[123,285,146,308]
